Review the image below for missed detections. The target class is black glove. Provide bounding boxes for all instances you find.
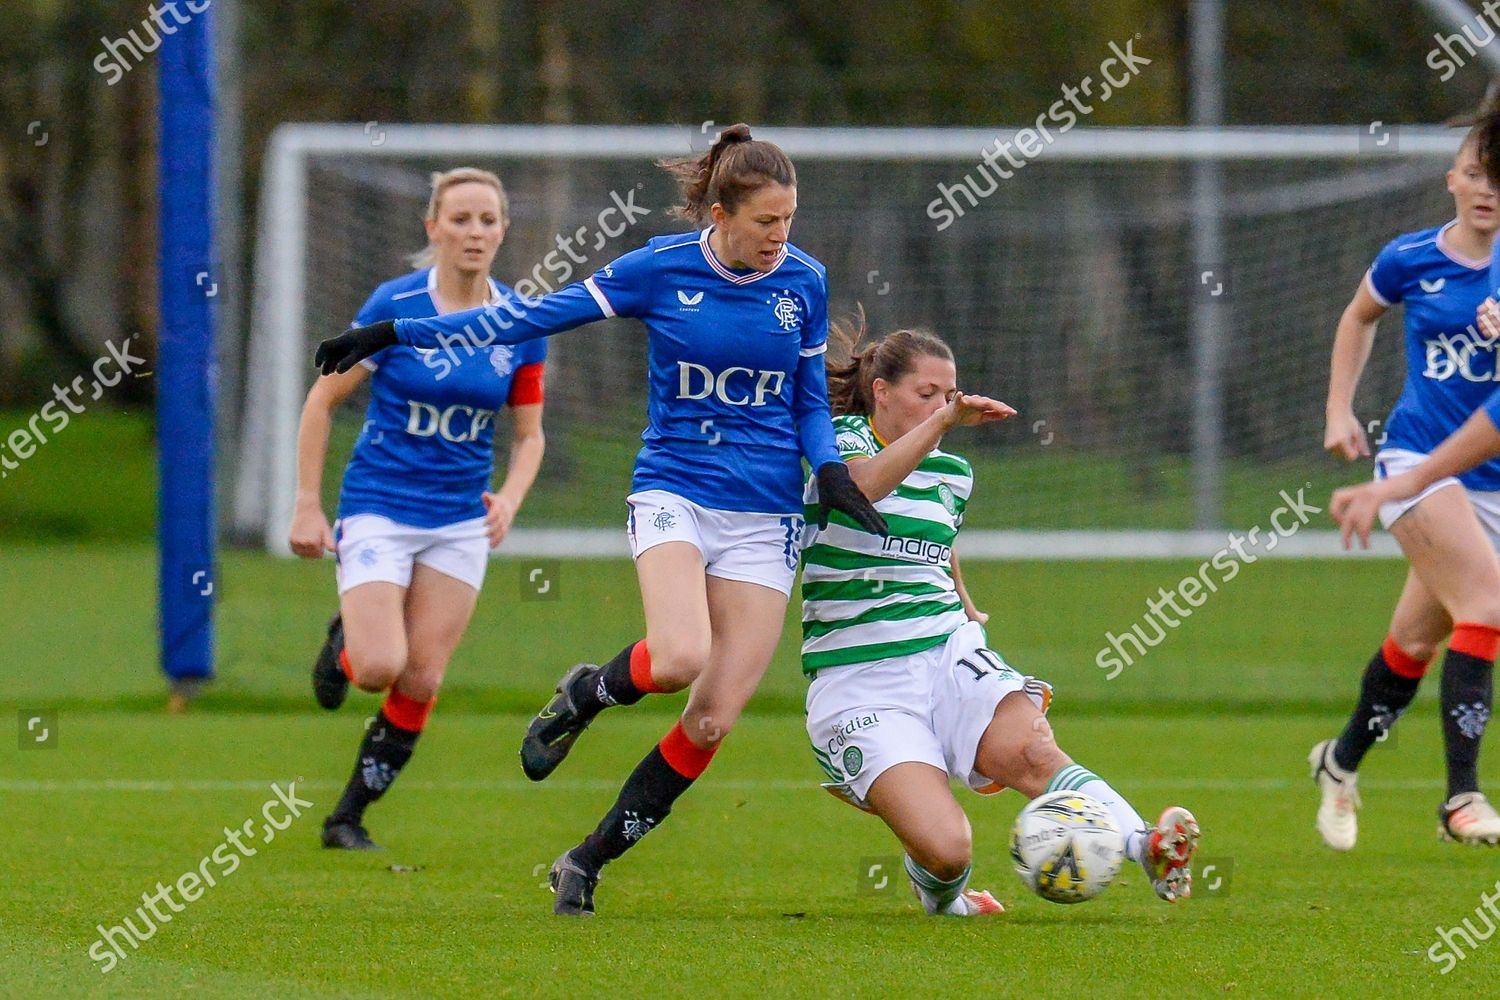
[816,461,888,535]
[315,319,399,375]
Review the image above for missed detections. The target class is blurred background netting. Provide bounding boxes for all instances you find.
[254,147,1450,533]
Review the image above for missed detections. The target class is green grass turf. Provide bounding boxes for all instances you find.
[4,546,1499,997]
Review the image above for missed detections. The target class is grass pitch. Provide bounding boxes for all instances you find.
[3,546,1497,997]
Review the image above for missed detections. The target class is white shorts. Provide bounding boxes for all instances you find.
[625,489,803,596]
[334,513,490,595]
[1375,448,1500,549]
[805,620,1053,810]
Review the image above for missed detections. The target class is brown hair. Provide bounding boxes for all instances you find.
[409,167,509,269]
[825,306,955,416]
[1459,109,1500,190]
[658,123,796,225]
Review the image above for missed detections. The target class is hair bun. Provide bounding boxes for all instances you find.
[715,123,754,146]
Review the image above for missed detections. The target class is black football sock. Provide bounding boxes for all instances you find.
[570,640,656,720]
[327,706,423,827]
[571,722,714,875]
[1440,623,1497,800]
[1332,638,1425,773]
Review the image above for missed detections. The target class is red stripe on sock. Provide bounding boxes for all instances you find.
[1450,621,1500,662]
[338,649,354,681]
[630,640,662,694]
[658,721,717,779]
[382,690,435,732]
[1381,635,1430,679]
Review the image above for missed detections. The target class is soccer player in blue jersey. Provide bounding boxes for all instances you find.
[315,124,887,913]
[291,168,547,850]
[1311,119,1500,849]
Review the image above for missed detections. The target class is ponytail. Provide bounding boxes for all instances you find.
[826,306,954,417]
[658,123,796,225]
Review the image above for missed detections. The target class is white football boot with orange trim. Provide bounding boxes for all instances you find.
[1439,792,1500,845]
[951,889,1004,916]
[1144,806,1200,902]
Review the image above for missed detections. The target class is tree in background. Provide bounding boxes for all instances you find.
[0,0,1493,405]
[0,1,154,406]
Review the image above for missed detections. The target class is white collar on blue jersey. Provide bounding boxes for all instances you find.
[699,227,787,284]
[1436,220,1492,270]
[425,266,504,309]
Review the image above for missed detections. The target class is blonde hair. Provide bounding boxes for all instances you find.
[408,167,510,269]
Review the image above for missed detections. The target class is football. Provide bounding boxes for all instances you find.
[1010,790,1126,904]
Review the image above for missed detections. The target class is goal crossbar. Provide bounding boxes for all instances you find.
[235,124,1456,558]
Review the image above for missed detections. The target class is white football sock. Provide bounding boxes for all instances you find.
[1045,764,1148,871]
[903,854,970,915]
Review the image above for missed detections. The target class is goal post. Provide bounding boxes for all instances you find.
[235,124,1462,558]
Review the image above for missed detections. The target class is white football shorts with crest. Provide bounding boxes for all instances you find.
[625,489,804,596]
[334,513,490,595]
[805,620,1053,810]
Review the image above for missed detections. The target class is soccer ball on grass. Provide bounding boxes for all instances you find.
[1010,790,1125,904]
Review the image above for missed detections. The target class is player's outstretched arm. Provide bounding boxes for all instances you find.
[315,282,611,376]
[847,392,1015,503]
[1331,397,1500,549]
[315,319,398,375]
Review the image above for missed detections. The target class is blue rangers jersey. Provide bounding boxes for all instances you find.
[338,268,547,529]
[391,228,840,514]
[1368,222,1500,490]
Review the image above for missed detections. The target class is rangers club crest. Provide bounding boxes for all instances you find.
[651,509,677,532]
[489,345,515,378]
[621,809,656,842]
[1451,701,1491,740]
[769,291,802,331]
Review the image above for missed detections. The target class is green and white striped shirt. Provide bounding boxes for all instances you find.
[800,413,973,676]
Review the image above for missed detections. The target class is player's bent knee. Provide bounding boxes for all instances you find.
[1021,728,1070,779]
[909,826,973,881]
[681,702,738,749]
[649,640,711,691]
[347,652,404,693]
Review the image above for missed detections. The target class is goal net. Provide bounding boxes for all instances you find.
[233,124,1461,556]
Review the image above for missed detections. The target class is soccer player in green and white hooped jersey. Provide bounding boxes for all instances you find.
[801,315,1202,914]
